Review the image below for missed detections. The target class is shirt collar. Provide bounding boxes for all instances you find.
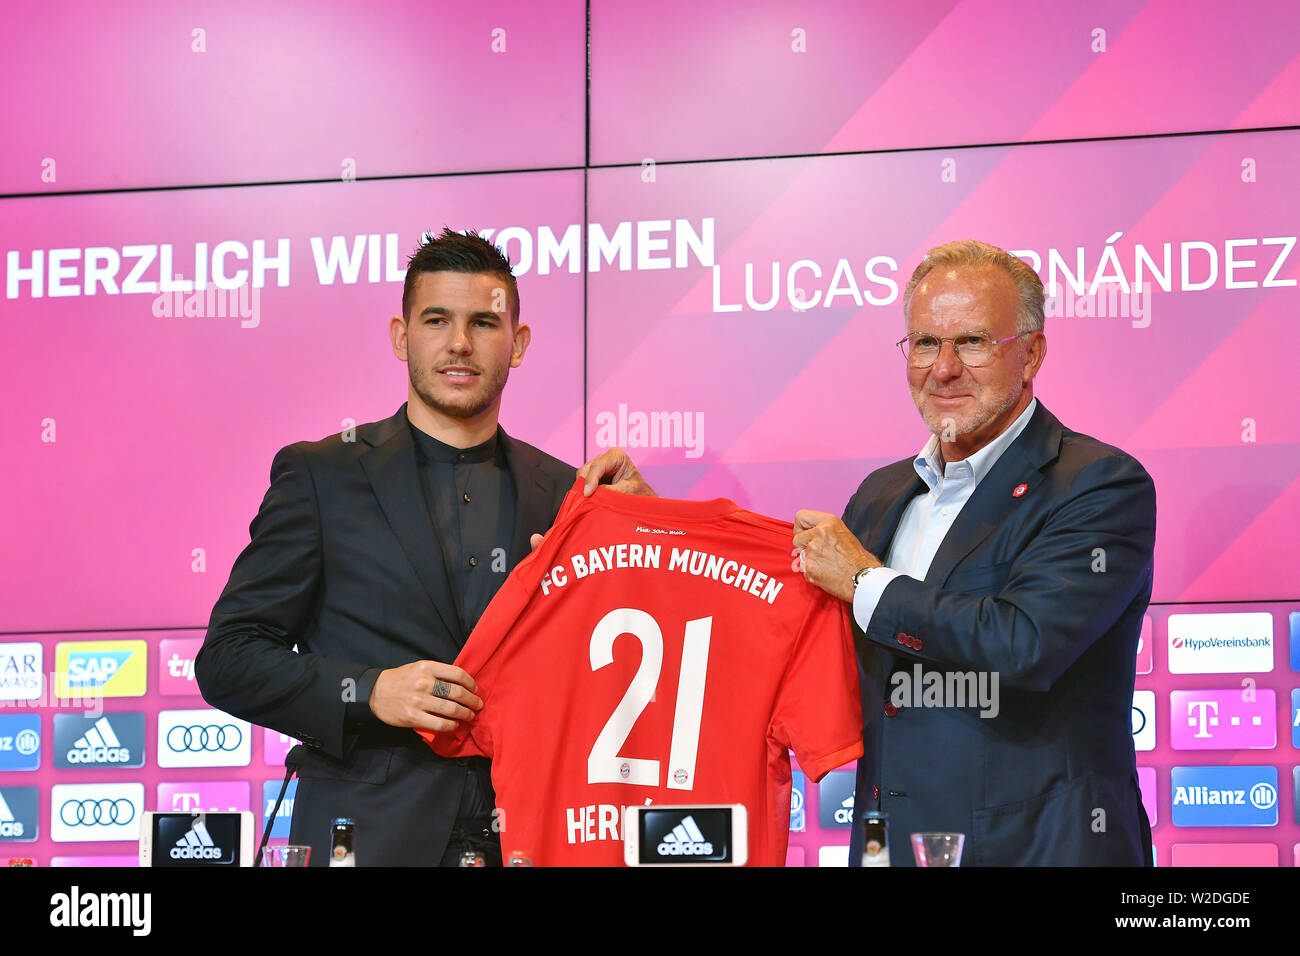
[407,416,500,464]
[913,397,1038,491]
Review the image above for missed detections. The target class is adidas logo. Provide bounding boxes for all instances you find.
[656,815,714,857]
[170,818,223,860]
[834,793,854,824]
[67,717,131,764]
[0,791,24,838]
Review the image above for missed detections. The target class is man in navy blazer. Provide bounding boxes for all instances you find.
[795,239,1155,866]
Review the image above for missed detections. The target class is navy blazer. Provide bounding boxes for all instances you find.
[196,404,574,865]
[844,401,1155,866]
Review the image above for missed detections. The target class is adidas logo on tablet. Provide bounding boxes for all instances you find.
[171,818,222,860]
[656,816,714,856]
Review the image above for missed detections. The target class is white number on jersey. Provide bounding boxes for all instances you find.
[587,609,713,790]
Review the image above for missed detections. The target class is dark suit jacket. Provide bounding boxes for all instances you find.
[195,404,574,866]
[844,402,1156,866]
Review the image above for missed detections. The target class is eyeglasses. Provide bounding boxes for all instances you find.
[895,331,1028,369]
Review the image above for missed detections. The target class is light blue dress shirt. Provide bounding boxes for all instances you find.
[851,398,1038,632]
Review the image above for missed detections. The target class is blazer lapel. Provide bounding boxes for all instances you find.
[923,402,1064,587]
[866,468,927,560]
[359,405,460,641]
[500,430,563,568]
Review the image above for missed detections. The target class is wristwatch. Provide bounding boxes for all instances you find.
[852,566,880,589]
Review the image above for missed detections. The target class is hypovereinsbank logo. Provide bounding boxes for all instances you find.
[1167,612,1273,674]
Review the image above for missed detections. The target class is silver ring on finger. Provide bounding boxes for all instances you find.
[432,679,452,699]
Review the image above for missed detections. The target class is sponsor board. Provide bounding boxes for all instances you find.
[0,642,43,701]
[817,769,855,829]
[55,640,147,698]
[1169,689,1275,750]
[50,782,145,842]
[1166,612,1273,674]
[156,708,251,768]
[0,714,42,771]
[54,712,146,768]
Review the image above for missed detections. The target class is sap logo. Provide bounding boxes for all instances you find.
[66,651,132,688]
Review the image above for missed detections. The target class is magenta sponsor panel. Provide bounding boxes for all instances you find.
[1169,690,1276,750]
[50,855,139,867]
[590,0,1300,163]
[1169,843,1280,867]
[262,729,300,768]
[1137,767,1157,827]
[0,1,585,191]
[157,636,204,696]
[1136,615,1153,676]
[586,130,1300,604]
[156,781,251,814]
[1,172,585,633]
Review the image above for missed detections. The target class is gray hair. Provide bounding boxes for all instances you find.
[902,239,1045,334]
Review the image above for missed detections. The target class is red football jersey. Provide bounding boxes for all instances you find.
[420,481,862,865]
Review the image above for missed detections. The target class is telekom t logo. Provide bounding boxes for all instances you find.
[1186,700,1219,738]
[1169,690,1276,750]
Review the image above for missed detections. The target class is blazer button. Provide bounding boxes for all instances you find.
[883,702,899,717]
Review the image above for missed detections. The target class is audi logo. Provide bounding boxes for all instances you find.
[59,797,137,826]
[166,723,243,752]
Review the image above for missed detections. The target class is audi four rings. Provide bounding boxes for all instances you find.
[59,797,137,826]
[165,723,243,752]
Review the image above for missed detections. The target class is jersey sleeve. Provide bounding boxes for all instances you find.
[416,479,589,760]
[769,591,863,782]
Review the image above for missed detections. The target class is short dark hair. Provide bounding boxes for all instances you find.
[401,228,520,322]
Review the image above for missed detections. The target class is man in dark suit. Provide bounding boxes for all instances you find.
[794,239,1155,866]
[196,229,641,866]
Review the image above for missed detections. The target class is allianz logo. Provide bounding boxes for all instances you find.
[1173,783,1276,811]
[656,816,715,856]
[0,730,40,755]
[66,717,131,764]
[172,819,224,860]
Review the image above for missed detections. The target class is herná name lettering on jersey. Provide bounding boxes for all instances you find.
[539,543,785,606]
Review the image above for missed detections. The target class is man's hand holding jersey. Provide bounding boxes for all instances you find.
[792,510,882,603]
[370,659,483,733]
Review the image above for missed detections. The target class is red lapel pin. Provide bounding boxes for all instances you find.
[1012,483,1028,498]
